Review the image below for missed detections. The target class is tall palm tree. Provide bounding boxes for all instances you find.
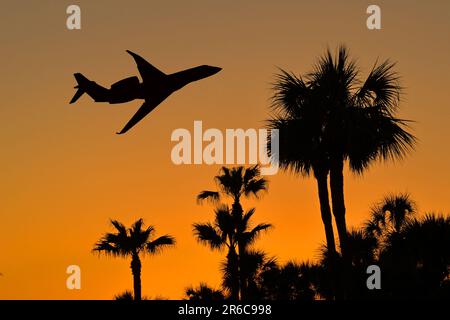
[93,219,175,301]
[193,205,271,300]
[269,46,416,265]
[197,165,269,299]
[308,46,416,262]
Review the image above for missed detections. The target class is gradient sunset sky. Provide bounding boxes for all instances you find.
[1,0,450,299]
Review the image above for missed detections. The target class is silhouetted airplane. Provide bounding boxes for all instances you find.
[70,50,222,134]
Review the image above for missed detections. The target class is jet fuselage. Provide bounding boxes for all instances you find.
[108,65,221,104]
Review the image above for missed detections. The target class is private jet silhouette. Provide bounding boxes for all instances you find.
[70,50,222,134]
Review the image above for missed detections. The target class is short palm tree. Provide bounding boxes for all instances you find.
[365,193,417,236]
[193,205,271,300]
[197,165,269,299]
[93,219,175,301]
[308,46,416,261]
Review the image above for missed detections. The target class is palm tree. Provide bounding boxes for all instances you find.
[197,165,269,299]
[365,193,417,236]
[269,46,416,266]
[193,205,271,300]
[93,219,175,301]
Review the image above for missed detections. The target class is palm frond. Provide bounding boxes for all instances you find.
[193,223,226,250]
[241,208,256,231]
[355,59,401,114]
[243,165,260,183]
[110,219,127,235]
[93,238,127,257]
[214,205,234,238]
[241,223,273,246]
[244,178,268,198]
[197,190,220,204]
[146,235,176,254]
[271,69,310,118]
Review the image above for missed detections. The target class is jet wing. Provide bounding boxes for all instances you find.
[116,98,163,134]
[126,50,166,83]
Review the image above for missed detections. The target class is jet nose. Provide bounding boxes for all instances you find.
[207,66,222,75]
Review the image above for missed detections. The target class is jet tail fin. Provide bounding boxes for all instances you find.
[70,73,89,104]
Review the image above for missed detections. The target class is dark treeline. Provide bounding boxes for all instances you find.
[185,171,450,301]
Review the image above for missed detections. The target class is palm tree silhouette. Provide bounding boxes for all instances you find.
[365,193,417,236]
[193,204,271,300]
[269,46,416,271]
[93,219,175,301]
[197,165,269,300]
[308,46,416,262]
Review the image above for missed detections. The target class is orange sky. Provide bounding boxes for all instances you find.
[1,0,450,299]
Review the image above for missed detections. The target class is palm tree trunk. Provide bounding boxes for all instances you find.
[231,199,246,300]
[329,159,348,259]
[131,253,142,301]
[330,159,351,299]
[315,170,336,255]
